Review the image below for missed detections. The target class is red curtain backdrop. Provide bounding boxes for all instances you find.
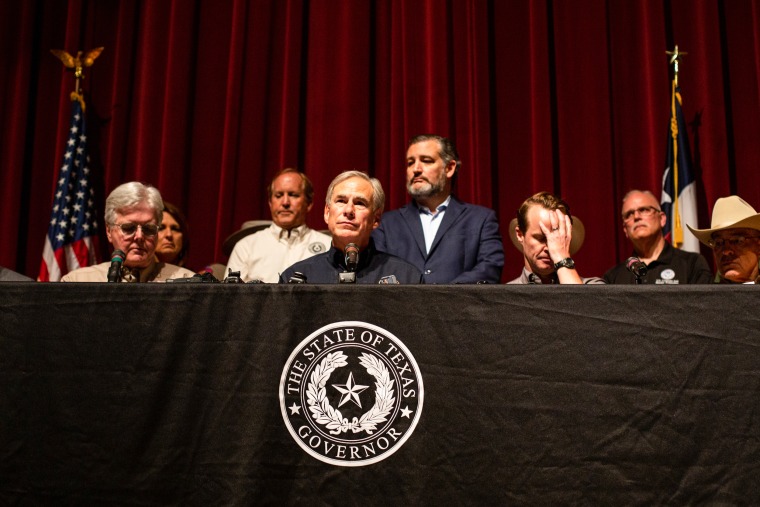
[3,0,760,280]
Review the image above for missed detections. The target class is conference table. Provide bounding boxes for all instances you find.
[2,283,758,504]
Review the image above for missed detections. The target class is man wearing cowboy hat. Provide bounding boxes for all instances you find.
[604,190,712,284]
[226,168,331,282]
[687,195,760,284]
[507,191,604,284]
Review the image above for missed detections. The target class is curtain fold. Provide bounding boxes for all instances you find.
[3,0,760,279]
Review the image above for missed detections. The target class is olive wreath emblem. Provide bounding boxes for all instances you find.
[306,351,395,435]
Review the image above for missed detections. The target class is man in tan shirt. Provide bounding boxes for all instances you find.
[62,182,195,282]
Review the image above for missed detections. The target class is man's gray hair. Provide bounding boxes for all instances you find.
[325,171,385,213]
[105,182,164,225]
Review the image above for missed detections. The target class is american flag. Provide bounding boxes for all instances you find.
[39,92,100,281]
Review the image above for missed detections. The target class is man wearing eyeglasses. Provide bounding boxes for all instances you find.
[687,195,760,284]
[61,182,195,282]
[604,190,712,284]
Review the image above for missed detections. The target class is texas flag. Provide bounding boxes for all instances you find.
[661,81,699,253]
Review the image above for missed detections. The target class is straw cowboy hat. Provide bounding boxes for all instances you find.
[507,216,586,255]
[686,195,760,246]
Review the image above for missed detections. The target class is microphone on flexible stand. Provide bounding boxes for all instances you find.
[344,243,359,272]
[107,250,126,283]
[340,243,360,283]
[625,256,647,284]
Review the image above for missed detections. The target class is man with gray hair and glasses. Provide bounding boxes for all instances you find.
[687,195,760,284]
[604,189,712,284]
[62,182,195,282]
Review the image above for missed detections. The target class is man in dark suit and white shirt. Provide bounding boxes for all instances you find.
[372,134,504,283]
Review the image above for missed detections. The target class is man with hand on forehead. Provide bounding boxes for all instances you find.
[62,182,195,282]
[508,191,604,284]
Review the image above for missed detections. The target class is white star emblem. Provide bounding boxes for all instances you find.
[289,403,302,415]
[332,372,369,408]
[400,406,413,418]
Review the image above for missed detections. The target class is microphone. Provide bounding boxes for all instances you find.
[288,272,308,284]
[107,250,126,283]
[625,256,647,279]
[344,243,359,273]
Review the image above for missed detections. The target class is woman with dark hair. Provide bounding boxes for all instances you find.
[156,202,189,267]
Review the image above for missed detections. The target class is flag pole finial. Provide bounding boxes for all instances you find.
[50,47,105,95]
[665,45,687,87]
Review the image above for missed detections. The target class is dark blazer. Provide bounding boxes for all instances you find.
[372,196,504,284]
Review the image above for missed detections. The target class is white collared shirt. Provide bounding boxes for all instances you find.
[418,195,451,253]
[226,223,331,282]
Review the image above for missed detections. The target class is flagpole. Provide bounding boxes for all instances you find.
[39,47,104,281]
[666,45,688,248]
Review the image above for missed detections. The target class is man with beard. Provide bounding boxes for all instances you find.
[687,195,760,284]
[372,134,504,283]
[604,190,712,284]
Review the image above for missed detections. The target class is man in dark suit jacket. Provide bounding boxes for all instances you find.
[372,134,504,284]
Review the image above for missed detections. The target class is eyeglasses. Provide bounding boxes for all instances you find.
[707,235,760,250]
[622,206,662,222]
[111,222,159,238]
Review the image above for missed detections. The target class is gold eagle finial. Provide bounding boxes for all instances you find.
[51,47,104,95]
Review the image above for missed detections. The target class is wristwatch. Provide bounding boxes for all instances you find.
[554,258,575,271]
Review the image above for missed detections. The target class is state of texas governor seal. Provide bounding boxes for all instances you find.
[280,321,424,467]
